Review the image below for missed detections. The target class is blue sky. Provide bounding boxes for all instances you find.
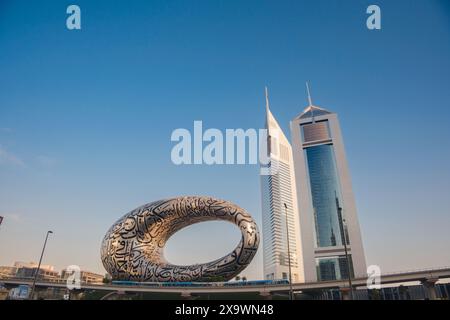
[0,0,450,279]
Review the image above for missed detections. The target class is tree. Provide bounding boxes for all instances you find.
[399,285,409,300]
[370,289,381,300]
[235,276,241,281]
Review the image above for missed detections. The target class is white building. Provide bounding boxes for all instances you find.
[61,269,104,284]
[13,261,59,281]
[13,261,54,271]
[260,88,304,283]
[290,87,367,282]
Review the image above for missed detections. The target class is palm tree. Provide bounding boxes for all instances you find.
[399,285,409,300]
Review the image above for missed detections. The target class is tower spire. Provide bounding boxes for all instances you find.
[265,86,270,112]
[306,81,313,106]
[306,82,315,123]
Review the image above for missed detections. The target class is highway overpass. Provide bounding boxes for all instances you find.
[2,266,450,299]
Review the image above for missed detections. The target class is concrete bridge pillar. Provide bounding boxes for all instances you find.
[339,287,352,300]
[180,291,193,299]
[259,291,272,300]
[100,290,125,300]
[421,278,439,300]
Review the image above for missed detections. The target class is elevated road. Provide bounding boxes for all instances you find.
[2,267,450,297]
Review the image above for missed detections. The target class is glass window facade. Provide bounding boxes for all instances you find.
[302,120,330,143]
[316,255,354,281]
[299,108,332,119]
[261,158,299,280]
[304,143,348,248]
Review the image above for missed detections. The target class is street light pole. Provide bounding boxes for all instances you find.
[341,217,354,300]
[29,230,53,300]
[283,203,294,300]
[335,195,354,300]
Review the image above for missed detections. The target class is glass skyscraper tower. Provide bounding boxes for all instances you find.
[290,91,367,282]
[260,88,304,283]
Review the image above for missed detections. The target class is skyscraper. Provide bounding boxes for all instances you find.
[260,88,304,283]
[290,85,367,282]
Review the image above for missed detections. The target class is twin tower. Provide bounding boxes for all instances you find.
[260,86,367,283]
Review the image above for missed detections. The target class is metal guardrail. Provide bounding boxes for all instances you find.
[2,266,450,291]
[0,277,102,285]
[378,266,450,276]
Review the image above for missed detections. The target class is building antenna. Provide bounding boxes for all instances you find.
[306,82,315,123]
[306,81,313,106]
[265,86,270,112]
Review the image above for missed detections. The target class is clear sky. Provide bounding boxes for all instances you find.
[1,0,450,279]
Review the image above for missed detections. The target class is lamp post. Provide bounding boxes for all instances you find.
[341,217,354,300]
[335,195,354,300]
[283,203,294,300]
[29,230,53,300]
